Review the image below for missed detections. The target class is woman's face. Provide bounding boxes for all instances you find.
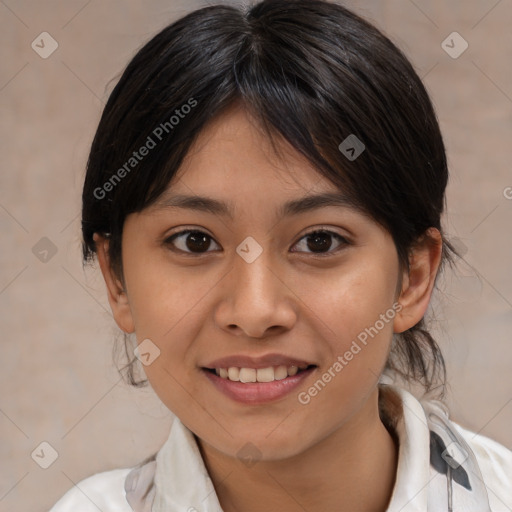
[116,105,403,461]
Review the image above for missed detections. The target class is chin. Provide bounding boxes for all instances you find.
[232,430,310,462]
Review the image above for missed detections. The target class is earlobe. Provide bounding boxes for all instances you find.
[393,228,443,334]
[93,233,135,334]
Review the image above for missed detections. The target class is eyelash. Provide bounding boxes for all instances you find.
[164,228,350,257]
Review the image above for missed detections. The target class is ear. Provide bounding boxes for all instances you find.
[393,228,443,334]
[93,233,135,334]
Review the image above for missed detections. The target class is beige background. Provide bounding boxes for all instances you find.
[1,1,511,510]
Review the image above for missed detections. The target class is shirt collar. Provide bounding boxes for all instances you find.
[149,383,432,512]
[152,414,224,512]
[381,384,431,511]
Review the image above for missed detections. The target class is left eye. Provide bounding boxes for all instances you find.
[291,229,349,255]
[164,229,348,255]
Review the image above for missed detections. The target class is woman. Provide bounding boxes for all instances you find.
[50,1,512,510]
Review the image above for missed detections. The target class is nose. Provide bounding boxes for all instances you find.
[214,243,297,339]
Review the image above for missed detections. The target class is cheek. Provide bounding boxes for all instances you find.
[121,254,208,401]
[301,258,397,334]
[290,270,397,431]
[123,247,205,336]
[341,274,396,351]
[133,285,206,422]
[292,257,398,383]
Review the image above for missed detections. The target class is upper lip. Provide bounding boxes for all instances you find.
[203,353,316,370]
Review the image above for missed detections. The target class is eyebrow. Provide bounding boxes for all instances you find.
[155,192,359,220]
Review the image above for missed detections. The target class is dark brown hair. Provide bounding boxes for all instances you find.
[82,0,458,396]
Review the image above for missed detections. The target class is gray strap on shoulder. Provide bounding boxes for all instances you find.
[425,401,492,512]
[124,456,157,512]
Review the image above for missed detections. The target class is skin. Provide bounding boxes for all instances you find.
[95,104,442,512]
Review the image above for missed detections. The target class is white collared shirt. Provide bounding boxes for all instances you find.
[49,384,512,511]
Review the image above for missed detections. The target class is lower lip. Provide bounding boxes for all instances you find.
[202,367,316,405]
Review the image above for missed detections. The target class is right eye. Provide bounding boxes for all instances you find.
[164,229,221,255]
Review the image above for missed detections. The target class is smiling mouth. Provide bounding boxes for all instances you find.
[203,364,317,383]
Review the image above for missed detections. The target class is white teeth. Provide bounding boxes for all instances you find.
[256,367,274,382]
[214,364,309,382]
[274,365,288,380]
[288,365,298,376]
[228,367,240,381]
[239,368,256,383]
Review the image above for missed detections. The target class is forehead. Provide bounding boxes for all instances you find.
[165,105,343,203]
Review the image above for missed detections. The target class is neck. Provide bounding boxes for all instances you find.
[197,386,399,512]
